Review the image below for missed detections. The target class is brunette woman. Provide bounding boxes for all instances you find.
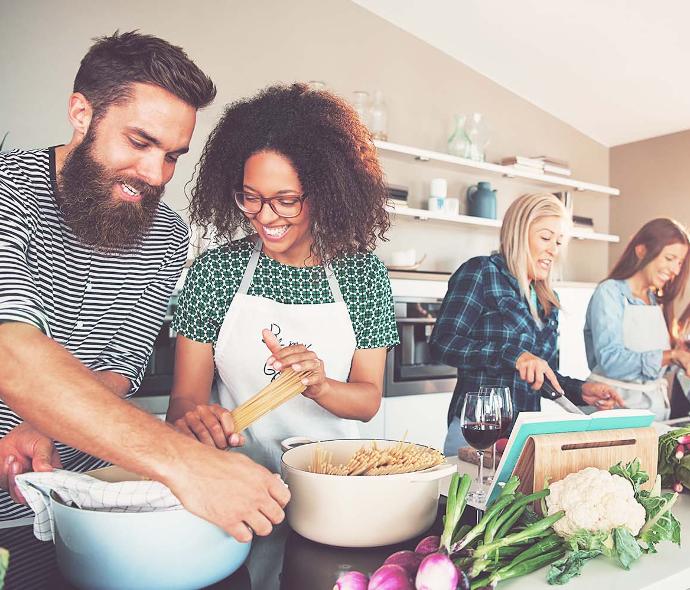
[166,83,398,470]
[584,218,690,420]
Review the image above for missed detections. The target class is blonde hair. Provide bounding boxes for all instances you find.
[499,193,570,325]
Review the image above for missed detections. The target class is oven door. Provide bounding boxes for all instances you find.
[384,300,457,397]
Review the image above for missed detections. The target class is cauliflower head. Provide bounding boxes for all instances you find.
[546,467,646,538]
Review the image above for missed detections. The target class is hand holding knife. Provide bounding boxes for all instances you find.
[539,381,585,415]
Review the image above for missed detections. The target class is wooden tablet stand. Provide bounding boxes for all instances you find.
[512,427,658,505]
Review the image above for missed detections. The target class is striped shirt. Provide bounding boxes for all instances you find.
[0,147,189,520]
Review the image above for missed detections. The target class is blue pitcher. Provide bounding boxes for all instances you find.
[466,181,497,219]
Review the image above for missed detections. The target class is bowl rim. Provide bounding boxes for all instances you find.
[280,437,447,479]
[49,489,187,517]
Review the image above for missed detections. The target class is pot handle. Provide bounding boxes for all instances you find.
[410,463,458,483]
[280,436,316,452]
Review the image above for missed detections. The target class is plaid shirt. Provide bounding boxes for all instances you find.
[430,253,584,425]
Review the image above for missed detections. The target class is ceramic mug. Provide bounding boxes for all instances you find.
[427,197,445,212]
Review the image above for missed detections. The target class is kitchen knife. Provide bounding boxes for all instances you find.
[539,381,585,414]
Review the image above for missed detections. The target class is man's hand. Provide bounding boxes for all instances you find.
[581,382,625,410]
[0,423,62,504]
[168,446,290,543]
[172,404,244,449]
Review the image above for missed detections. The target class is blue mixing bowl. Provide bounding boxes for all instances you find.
[51,492,250,590]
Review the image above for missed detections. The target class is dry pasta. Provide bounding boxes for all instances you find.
[308,440,445,476]
[231,367,312,432]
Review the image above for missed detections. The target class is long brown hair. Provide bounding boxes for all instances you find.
[608,218,690,326]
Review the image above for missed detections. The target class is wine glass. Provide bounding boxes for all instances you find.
[460,391,501,503]
[478,387,514,484]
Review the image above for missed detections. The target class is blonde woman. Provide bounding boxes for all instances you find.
[430,193,621,454]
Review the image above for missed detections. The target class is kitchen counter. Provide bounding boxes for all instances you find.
[3,463,689,590]
[449,459,690,590]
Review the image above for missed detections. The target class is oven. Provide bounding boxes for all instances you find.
[384,296,457,397]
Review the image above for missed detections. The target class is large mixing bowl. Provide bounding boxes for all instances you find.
[50,480,250,590]
[281,438,456,548]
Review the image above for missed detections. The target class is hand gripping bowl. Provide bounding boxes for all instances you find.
[50,467,251,590]
[280,438,456,547]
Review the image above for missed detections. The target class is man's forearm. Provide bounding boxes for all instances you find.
[93,370,131,398]
[0,322,187,484]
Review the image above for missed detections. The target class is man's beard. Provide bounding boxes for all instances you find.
[57,130,164,253]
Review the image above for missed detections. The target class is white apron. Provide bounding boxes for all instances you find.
[587,299,670,420]
[214,237,359,472]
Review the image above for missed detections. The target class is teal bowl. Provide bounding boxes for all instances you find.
[51,492,251,590]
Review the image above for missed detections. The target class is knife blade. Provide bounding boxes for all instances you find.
[539,381,585,414]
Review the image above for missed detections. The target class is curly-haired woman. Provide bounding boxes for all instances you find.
[166,83,399,470]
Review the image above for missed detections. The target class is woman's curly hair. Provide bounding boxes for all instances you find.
[188,82,390,265]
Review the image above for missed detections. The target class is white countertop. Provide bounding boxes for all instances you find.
[444,458,690,590]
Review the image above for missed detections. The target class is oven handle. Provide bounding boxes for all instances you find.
[396,318,436,324]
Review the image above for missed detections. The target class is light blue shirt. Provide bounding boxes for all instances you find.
[584,279,664,382]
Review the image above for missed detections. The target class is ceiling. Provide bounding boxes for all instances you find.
[352,0,690,147]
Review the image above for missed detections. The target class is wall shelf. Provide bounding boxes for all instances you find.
[386,205,620,243]
[375,140,620,197]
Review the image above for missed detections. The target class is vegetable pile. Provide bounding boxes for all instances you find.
[545,459,681,584]
[658,427,690,493]
[334,473,568,590]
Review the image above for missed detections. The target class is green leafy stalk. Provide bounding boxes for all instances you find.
[546,549,602,585]
[488,547,566,585]
[612,527,642,569]
[472,511,565,559]
[637,490,680,552]
[509,533,564,568]
[487,489,550,544]
[609,458,648,494]
[440,473,473,553]
[451,493,515,552]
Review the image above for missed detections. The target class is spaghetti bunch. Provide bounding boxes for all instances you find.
[309,440,445,476]
[231,367,312,432]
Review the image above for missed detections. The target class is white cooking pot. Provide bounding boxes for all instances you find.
[280,438,456,548]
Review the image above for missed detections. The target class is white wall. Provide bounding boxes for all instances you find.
[1,0,612,281]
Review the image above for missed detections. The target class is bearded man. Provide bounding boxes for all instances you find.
[0,31,289,543]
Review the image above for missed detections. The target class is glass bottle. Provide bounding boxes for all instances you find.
[352,90,370,126]
[447,114,471,158]
[464,112,490,162]
[368,90,388,141]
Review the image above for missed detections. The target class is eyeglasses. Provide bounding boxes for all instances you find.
[233,191,307,218]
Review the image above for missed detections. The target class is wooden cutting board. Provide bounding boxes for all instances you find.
[513,426,658,499]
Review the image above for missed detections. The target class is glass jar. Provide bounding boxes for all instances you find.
[464,112,490,162]
[352,90,370,126]
[448,114,471,158]
[368,90,388,141]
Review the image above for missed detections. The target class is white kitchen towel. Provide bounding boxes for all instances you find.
[15,469,182,542]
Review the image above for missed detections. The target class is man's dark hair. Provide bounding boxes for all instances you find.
[189,83,390,265]
[74,30,216,118]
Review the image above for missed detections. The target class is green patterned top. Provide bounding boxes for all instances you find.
[173,237,399,349]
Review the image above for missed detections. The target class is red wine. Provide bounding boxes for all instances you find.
[499,416,513,437]
[462,422,501,450]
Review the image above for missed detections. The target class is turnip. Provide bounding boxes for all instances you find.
[413,535,440,556]
[414,553,458,590]
[368,564,413,590]
[383,550,423,577]
[333,571,369,590]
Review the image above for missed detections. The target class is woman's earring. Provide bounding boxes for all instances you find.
[657,287,664,297]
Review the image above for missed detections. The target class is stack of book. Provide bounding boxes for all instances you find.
[500,155,572,177]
